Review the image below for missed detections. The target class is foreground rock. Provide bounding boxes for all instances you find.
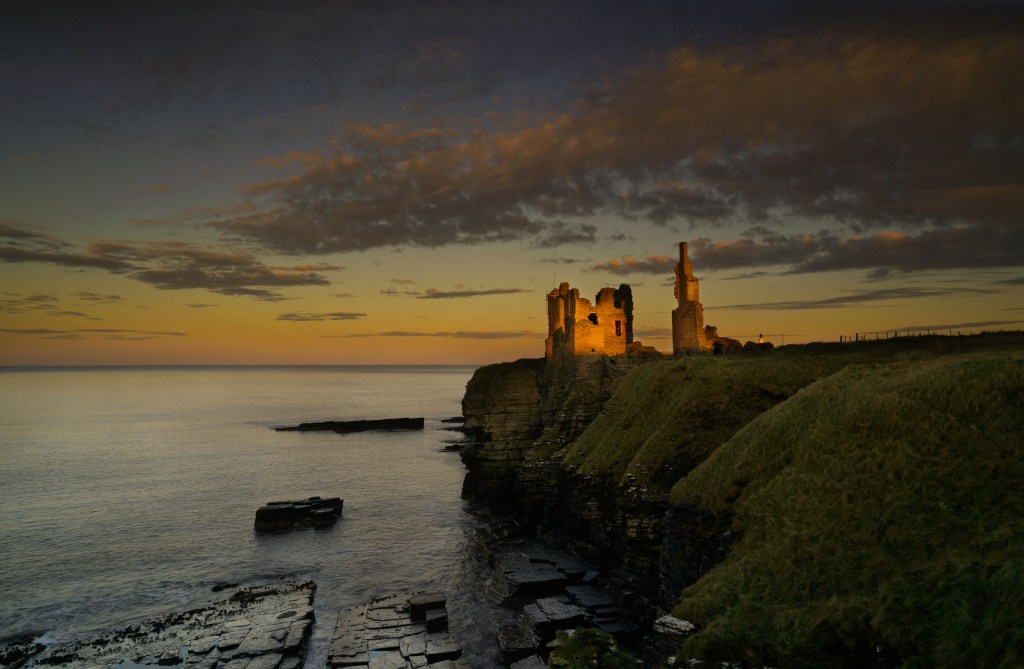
[488,541,636,664]
[329,592,470,669]
[275,418,425,433]
[254,496,343,531]
[13,581,315,668]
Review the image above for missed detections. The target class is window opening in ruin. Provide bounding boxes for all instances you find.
[615,320,622,336]
[588,313,598,325]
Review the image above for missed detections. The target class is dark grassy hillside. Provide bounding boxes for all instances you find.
[561,354,846,493]
[670,347,1024,668]
[561,333,1024,497]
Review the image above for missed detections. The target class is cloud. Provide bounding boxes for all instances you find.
[589,255,676,275]
[712,287,996,311]
[0,223,332,300]
[418,287,527,299]
[1,328,65,335]
[377,285,528,299]
[183,303,219,308]
[530,221,597,248]
[379,287,422,297]
[276,312,366,321]
[326,330,541,339]
[73,292,123,303]
[391,278,417,285]
[2,328,186,339]
[77,328,186,336]
[690,224,1024,274]
[192,26,1022,263]
[46,310,102,320]
[271,263,343,271]
[0,293,104,318]
[538,257,588,265]
[1,293,58,314]
[0,223,136,271]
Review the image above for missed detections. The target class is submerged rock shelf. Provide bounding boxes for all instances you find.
[275,418,425,433]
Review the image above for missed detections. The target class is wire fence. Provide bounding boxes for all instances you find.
[729,329,985,346]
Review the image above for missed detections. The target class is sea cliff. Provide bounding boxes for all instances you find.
[460,333,1024,668]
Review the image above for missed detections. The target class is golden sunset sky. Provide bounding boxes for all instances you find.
[2,2,1022,364]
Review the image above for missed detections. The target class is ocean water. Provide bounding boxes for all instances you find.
[0,366,514,666]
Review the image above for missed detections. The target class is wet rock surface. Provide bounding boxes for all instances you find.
[329,592,470,669]
[486,540,636,665]
[254,496,344,531]
[9,582,314,669]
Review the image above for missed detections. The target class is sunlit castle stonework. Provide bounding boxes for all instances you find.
[672,241,711,354]
[545,242,740,361]
[544,282,633,361]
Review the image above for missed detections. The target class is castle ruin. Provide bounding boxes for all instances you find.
[545,282,633,361]
[544,242,734,361]
[672,241,712,354]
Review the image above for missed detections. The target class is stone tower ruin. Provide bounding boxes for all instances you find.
[545,282,633,361]
[672,242,711,354]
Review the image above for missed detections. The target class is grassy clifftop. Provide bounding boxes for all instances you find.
[561,354,842,492]
[670,346,1024,667]
[554,332,1024,666]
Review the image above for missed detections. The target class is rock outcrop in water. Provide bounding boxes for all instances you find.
[8,582,315,668]
[254,496,343,531]
[275,418,425,433]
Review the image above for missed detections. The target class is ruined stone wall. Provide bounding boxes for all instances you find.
[545,282,634,361]
[573,319,605,355]
[594,286,633,356]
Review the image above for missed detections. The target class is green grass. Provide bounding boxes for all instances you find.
[669,348,1024,667]
[561,353,849,492]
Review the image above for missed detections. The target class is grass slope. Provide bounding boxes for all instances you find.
[671,348,1024,667]
[563,351,865,493]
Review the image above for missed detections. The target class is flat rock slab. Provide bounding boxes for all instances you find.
[522,598,586,641]
[496,622,538,665]
[329,592,466,669]
[509,655,546,669]
[11,582,315,669]
[564,585,617,610]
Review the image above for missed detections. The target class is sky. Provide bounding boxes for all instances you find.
[2,0,1023,365]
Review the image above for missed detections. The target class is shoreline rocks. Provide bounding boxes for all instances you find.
[486,540,636,665]
[329,592,469,669]
[7,582,315,669]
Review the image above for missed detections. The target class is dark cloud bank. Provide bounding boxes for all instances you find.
[197,16,1023,276]
[2,6,1022,283]
[0,224,335,300]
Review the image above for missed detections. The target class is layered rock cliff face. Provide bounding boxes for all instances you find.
[460,352,825,631]
[460,358,546,512]
[460,354,680,621]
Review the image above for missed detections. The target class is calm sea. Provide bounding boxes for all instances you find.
[0,366,513,666]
